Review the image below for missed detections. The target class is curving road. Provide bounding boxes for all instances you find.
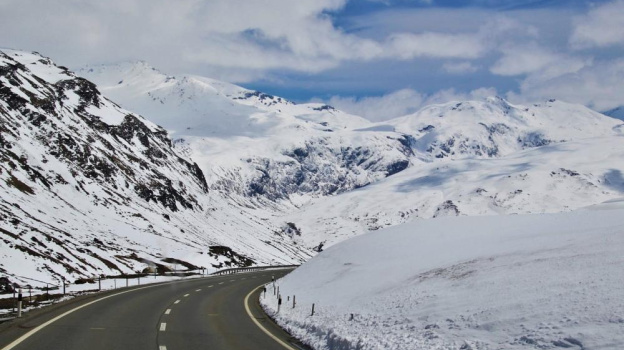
[0,269,304,350]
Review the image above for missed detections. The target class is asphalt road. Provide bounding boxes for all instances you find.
[0,269,303,350]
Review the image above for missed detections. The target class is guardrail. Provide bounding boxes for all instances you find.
[0,265,300,322]
[211,265,299,276]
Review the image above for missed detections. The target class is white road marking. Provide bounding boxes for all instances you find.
[165,309,171,315]
[196,289,201,292]
[174,300,180,304]
[184,294,190,297]
[208,285,214,288]
[0,282,180,350]
[218,282,224,285]
[230,279,235,282]
[241,278,246,280]
[160,323,167,331]
[245,285,296,350]
[159,346,167,350]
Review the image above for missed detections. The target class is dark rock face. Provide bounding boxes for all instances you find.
[0,51,219,281]
[208,246,254,268]
[433,200,460,218]
[518,132,552,148]
[238,137,413,202]
[0,51,208,201]
[233,90,291,107]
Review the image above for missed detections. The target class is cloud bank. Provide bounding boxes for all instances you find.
[1,0,623,120]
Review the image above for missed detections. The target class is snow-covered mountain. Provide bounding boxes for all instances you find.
[389,97,618,160]
[282,134,624,248]
[281,99,624,248]
[4,50,623,286]
[0,50,310,286]
[79,60,624,252]
[78,62,413,208]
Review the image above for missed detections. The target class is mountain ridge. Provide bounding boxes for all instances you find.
[2,51,624,285]
[0,50,310,287]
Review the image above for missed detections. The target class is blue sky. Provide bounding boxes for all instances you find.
[1,0,623,120]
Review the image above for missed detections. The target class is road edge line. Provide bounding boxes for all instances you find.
[2,281,181,350]
[244,284,297,350]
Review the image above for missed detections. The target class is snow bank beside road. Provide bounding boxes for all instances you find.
[262,203,624,349]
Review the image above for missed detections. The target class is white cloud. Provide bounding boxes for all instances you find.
[442,61,479,74]
[509,58,624,112]
[570,0,624,49]
[0,0,508,82]
[2,0,621,114]
[490,44,590,81]
[326,87,498,121]
[327,89,426,121]
[491,46,560,76]
[386,32,485,59]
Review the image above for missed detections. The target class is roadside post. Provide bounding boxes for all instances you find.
[278,296,282,313]
[17,288,23,318]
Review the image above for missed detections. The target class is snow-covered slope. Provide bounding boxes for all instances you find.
[284,135,624,249]
[263,202,624,349]
[387,97,620,160]
[278,99,624,249]
[0,50,310,287]
[78,62,414,207]
[79,61,624,253]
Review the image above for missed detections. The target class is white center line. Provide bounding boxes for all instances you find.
[218,282,224,285]
[184,293,190,297]
[160,323,167,331]
[208,285,214,288]
[196,289,201,292]
[241,278,246,280]
[159,346,167,350]
[165,309,171,315]
[174,300,180,304]
[230,279,235,282]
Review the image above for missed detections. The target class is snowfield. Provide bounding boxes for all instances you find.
[263,202,624,350]
[284,135,624,249]
[80,60,624,255]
